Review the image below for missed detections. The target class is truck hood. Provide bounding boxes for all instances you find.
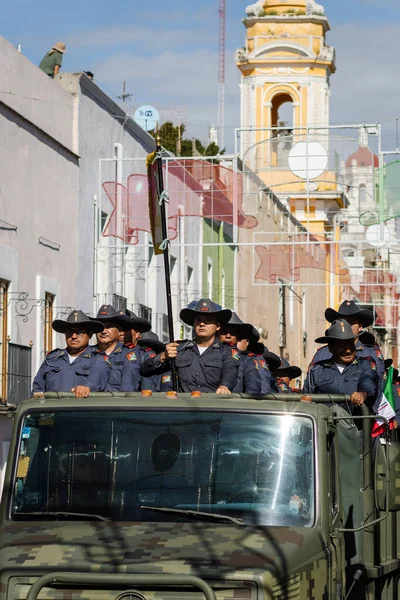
[0,520,327,578]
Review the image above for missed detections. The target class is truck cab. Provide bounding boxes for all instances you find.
[0,393,399,600]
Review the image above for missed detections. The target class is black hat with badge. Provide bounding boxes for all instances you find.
[52,310,104,335]
[122,309,152,334]
[273,357,302,381]
[91,305,133,331]
[180,298,232,327]
[325,300,374,328]
[315,319,358,344]
[137,331,166,354]
[221,312,254,339]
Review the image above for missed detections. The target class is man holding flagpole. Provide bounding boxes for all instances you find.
[141,299,238,394]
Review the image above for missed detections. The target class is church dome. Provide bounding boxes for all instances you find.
[345,147,379,168]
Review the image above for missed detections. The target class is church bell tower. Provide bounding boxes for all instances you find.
[236,0,343,233]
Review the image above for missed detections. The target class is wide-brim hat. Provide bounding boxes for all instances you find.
[274,357,302,380]
[137,331,165,354]
[263,348,282,370]
[249,326,260,345]
[315,319,358,344]
[52,310,104,334]
[180,298,232,327]
[359,331,376,346]
[91,305,133,331]
[325,300,374,328]
[222,312,254,339]
[123,310,151,334]
[52,42,66,53]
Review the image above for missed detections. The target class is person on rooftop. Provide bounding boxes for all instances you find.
[39,42,66,78]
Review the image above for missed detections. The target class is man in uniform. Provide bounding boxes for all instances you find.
[309,300,385,379]
[141,299,237,393]
[303,320,379,412]
[218,313,261,393]
[90,305,134,392]
[32,310,109,397]
[118,310,152,391]
[121,331,172,392]
[271,358,302,393]
[247,341,281,394]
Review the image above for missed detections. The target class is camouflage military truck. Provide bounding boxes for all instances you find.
[1,392,400,600]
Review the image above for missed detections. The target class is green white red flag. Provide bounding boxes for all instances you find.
[371,365,396,438]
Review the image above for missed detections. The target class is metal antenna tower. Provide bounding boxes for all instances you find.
[218,0,226,151]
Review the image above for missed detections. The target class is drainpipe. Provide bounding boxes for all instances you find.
[218,222,223,305]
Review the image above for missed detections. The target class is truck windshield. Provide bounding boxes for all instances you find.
[12,410,315,527]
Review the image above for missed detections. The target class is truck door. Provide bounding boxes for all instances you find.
[329,438,345,599]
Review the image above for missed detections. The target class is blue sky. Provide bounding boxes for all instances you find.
[2,0,400,150]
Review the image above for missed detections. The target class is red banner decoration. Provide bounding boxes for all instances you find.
[102,160,257,244]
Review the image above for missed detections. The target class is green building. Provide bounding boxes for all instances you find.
[202,219,236,309]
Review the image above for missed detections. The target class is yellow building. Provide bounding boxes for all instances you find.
[236,0,347,235]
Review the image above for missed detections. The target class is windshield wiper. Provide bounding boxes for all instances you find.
[140,505,244,525]
[14,511,110,522]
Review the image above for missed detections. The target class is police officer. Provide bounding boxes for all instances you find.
[121,309,151,347]
[91,305,135,392]
[303,320,379,412]
[121,331,172,392]
[118,310,152,391]
[271,358,302,393]
[247,341,281,394]
[141,299,237,393]
[218,313,261,393]
[32,310,110,397]
[309,300,385,379]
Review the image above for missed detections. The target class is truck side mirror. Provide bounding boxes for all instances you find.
[374,440,400,511]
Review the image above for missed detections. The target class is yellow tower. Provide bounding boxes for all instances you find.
[236,0,346,234]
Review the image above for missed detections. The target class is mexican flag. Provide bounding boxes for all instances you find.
[371,366,396,438]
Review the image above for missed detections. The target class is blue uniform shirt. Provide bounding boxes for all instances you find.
[32,346,110,393]
[310,340,385,380]
[120,345,172,392]
[303,357,379,413]
[221,345,261,394]
[141,339,238,393]
[247,353,273,393]
[91,341,127,392]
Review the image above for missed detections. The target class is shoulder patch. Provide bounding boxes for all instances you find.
[127,351,137,361]
[370,360,377,370]
[231,348,240,361]
[148,352,156,358]
[253,359,259,370]
[83,353,92,358]
[375,349,383,360]
[162,374,171,384]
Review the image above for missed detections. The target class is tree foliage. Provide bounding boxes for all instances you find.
[151,122,224,157]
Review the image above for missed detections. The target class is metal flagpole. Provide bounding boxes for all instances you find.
[155,135,178,391]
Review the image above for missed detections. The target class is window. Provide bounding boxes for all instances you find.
[138,304,152,326]
[170,256,177,273]
[101,211,109,234]
[0,280,9,399]
[157,313,169,343]
[43,293,55,355]
[359,184,366,209]
[148,242,154,265]
[207,258,213,300]
[111,295,127,313]
[7,343,32,405]
[13,410,315,527]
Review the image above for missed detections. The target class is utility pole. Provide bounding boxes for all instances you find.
[218,0,226,151]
